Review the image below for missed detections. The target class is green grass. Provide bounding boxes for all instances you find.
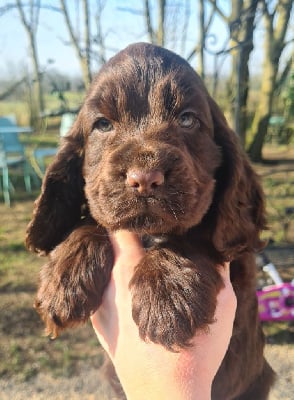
[0,200,104,382]
[258,158,294,243]
[0,101,32,126]
[263,322,294,344]
[2,91,83,126]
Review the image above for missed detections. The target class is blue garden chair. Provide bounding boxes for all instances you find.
[0,116,32,206]
[33,113,76,173]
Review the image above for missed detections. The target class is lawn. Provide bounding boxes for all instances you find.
[0,200,104,382]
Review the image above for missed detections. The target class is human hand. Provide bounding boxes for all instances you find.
[91,230,236,400]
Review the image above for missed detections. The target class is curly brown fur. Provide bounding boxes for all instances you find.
[130,246,223,351]
[34,218,113,337]
[26,43,275,399]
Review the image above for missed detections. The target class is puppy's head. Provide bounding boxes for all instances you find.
[26,43,265,258]
[83,43,222,235]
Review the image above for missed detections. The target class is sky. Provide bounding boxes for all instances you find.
[0,0,234,79]
[0,1,291,82]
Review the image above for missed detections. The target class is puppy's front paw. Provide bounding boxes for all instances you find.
[130,248,223,351]
[35,224,113,337]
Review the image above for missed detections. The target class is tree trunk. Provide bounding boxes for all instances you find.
[207,0,257,147]
[248,0,293,161]
[82,0,92,85]
[144,0,166,46]
[229,0,257,147]
[157,0,166,46]
[16,0,45,120]
[248,60,279,161]
[60,0,92,88]
[30,31,45,115]
[198,0,205,80]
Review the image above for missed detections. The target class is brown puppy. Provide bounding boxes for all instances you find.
[26,43,275,399]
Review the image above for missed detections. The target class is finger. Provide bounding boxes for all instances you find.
[108,230,145,260]
[216,261,231,283]
[215,262,237,314]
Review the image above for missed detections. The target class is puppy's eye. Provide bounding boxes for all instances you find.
[178,112,199,129]
[94,118,113,132]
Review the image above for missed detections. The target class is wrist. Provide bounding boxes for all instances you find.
[174,351,212,400]
[114,347,212,400]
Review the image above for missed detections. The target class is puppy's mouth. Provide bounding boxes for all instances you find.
[91,186,211,235]
[117,194,186,233]
[86,167,217,234]
[117,213,168,234]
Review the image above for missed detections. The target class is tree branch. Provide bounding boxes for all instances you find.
[83,0,91,66]
[157,0,166,46]
[206,0,229,23]
[0,77,26,101]
[16,0,30,32]
[60,0,82,58]
[144,0,154,43]
[275,55,293,92]
[0,3,17,17]
[273,0,293,45]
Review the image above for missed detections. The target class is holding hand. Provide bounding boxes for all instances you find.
[91,230,236,400]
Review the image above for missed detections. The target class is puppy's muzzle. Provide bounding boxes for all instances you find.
[126,169,164,195]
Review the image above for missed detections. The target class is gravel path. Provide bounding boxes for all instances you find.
[0,344,293,400]
[265,344,294,400]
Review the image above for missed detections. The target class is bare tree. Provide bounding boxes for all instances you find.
[198,0,205,80]
[144,0,167,46]
[187,0,207,80]
[60,0,92,88]
[143,0,192,53]
[59,0,108,87]
[15,0,45,120]
[229,0,258,147]
[187,1,231,93]
[187,1,226,82]
[248,0,293,161]
[203,0,258,147]
[93,0,107,65]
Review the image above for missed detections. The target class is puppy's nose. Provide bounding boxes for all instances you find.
[126,170,164,194]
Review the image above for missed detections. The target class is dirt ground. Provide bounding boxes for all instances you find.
[0,344,293,399]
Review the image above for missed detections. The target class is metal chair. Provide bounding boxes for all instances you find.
[0,117,32,206]
[60,112,76,137]
[33,113,76,173]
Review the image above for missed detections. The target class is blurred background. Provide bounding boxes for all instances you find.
[0,1,293,399]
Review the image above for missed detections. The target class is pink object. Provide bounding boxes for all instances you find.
[257,283,294,321]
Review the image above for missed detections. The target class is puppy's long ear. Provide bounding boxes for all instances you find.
[208,97,266,260]
[26,114,87,254]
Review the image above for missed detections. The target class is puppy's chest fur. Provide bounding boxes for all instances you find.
[141,232,221,264]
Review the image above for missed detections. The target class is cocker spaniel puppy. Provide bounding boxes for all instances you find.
[26,43,275,399]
